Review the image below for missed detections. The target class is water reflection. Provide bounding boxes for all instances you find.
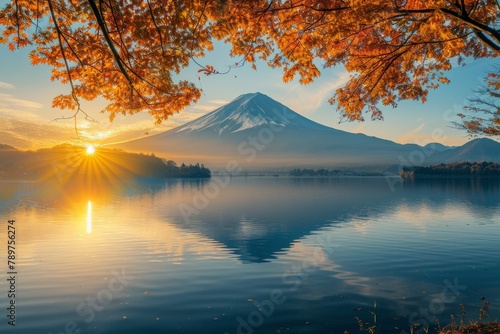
[166,177,500,263]
[0,177,499,333]
[86,200,92,234]
[1,177,500,265]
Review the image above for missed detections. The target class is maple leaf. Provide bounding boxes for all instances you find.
[198,65,218,76]
[0,0,498,137]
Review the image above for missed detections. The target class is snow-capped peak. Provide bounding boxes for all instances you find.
[176,92,326,135]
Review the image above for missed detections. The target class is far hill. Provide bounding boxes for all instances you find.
[437,138,500,163]
[0,144,210,181]
[116,92,500,171]
[0,144,17,151]
[424,142,452,152]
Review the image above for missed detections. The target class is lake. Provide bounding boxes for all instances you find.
[0,177,499,334]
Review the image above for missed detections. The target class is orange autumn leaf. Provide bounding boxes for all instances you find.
[0,0,498,128]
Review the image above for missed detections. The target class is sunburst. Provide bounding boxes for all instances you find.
[86,145,96,155]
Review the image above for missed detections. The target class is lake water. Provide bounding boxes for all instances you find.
[0,177,499,334]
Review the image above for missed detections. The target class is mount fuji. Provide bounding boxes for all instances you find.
[173,92,328,135]
[116,92,500,170]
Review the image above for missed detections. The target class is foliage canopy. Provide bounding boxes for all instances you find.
[1,0,499,131]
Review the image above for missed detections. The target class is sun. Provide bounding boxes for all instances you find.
[86,145,96,155]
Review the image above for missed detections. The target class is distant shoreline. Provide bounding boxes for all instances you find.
[401,174,500,178]
[0,144,211,181]
[400,161,500,179]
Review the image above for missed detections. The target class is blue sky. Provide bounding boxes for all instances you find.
[0,40,497,150]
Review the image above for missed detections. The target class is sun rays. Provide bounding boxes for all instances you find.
[86,145,96,155]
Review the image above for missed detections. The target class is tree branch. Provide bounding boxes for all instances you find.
[146,0,166,55]
[47,0,98,139]
[87,0,132,85]
[439,7,500,49]
[473,28,500,51]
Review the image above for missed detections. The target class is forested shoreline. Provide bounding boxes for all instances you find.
[400,162,500,178]
[0,144,210,181]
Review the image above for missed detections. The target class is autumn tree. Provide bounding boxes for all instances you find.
[1,0,499,130]
[1,0,223,123]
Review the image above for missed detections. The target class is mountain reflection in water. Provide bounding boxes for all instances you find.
[0,177,499,334]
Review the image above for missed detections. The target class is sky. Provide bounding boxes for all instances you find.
[0,40,498,151]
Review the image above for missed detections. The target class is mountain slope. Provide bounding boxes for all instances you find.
[117,92,500,170]
[424,142,451,152]
[0,144,17,151]
[120,92,413,168]
[439,138,500,163]
[175,92,328,135]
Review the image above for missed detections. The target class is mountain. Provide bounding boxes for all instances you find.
[117,92,500,170]
[175,92,328,135]
[0,144,17,151]
[424,142,452,152]
[438,138,500,163]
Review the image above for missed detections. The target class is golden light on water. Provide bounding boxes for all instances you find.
[86,145,96,155]
[86,200,92,234]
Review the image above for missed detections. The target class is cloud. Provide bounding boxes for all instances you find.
[393,122,465,146]
[0,82,14,89]
[396,123,429,145]
[75,111,210,146]
[0,114,177,149]
[0,93,44,110]
[208,99,229,105]
[170,112,204,124]
[77,118,169,144]
[191,104,217,112]
[352,123,367,134]
[0,118,76,150]
[0,106,45,122]
[278,71,350,114]
[0,97,200,148]
[190,99,229,113]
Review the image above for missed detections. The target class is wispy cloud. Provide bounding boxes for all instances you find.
[396,123,428,144]
[208,99,229,105]
[0,106,45,122]
[0,81,14,89]
[76,118,172,144]
[0,118,76,149]
[190,99,228,113]
[279,71,350,114]
[0,93,44,110]
[0,115,176,149]
[192,104,217,112]
[170,111,204,124]
[352,123,367,134]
